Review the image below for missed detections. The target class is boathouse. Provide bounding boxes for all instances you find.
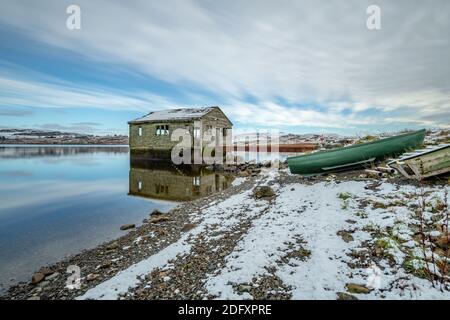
[128,106,233,159]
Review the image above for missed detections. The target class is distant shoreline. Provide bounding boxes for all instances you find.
[0,142,129,147]
[0,129,129,146]
[0,143,129,147]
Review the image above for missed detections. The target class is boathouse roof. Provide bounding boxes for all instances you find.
[128,106,232,125]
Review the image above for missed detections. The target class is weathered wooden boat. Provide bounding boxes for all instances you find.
[388,144,450,180]
[287,129,426,175]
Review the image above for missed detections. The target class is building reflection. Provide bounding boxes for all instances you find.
[128,158,235,202]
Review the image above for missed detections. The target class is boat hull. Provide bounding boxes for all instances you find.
[389,145,450,180]
[287,129,426,175]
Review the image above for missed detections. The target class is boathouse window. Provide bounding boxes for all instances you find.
[193,176,201,186]
[193,128,201,139]
[156,125,169,136]
[138,127,142,136]
[155,184,169,194]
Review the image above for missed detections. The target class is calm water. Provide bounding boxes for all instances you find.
[0,146,234,291]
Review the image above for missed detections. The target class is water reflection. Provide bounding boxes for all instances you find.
[0,145,128,159]
[129,158,235,201]
[0,146,173,292]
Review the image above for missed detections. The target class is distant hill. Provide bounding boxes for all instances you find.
[0,128,128,145]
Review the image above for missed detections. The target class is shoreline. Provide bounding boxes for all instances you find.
[1,174,259,300]
[0,144,129,147]
[2,167,449,300]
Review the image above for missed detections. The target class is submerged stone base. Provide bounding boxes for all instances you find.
[130,147,228,164]
[130,148,173,160]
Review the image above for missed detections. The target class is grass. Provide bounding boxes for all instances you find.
[337,192,353,201]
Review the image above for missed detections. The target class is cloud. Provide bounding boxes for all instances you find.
[0,72,178,112]
[71,122,102,126]
[0,109,33,117]
[0,0,449,131]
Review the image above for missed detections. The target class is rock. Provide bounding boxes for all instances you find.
[337,230,354,243]
[86,273,100,282]
[31,287,43,295]
[150,209,164,216]
[345,283,371,294]
[31,272,45,285]
[238,170,250,177]
[27,296,40,300]
[336,292,358,300]
[238,284,252,293]
[99,261,112,269]
[253,186,275,199]
[158,270,169,278]
[375,247,384,257]
[435,235,450,250]
[224,165,237,172]
[149,215,171,224]
[142,218,148,224]
[107,241,120,250]
[155,229,168,236]
[181,223,196,232]
[37,280,50,288]
[120,224,136,231]
[38,267,54,276]
[45,272,59,281]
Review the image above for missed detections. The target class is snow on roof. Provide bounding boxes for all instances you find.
[128,107,217,124]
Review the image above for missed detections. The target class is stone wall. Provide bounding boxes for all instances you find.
[129,108,233,160]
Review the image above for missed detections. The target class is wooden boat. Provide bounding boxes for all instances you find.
[287,129,426,175]
[388,144,450,180]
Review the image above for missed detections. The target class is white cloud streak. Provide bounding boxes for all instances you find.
[0,0,449,131]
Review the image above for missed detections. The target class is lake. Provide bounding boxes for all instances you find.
[0,145,236,292]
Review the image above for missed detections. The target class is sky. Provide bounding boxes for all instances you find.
[0,0,449,136]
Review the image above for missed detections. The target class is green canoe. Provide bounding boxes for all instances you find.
[287,129,426,175]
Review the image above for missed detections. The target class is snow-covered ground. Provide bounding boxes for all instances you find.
[79,169,450,300]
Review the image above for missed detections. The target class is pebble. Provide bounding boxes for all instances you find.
[181,223,196,232]
[120,224,136,231]
[345,283,371,294]
[86,273,100,282]
[336,292,358,300]
[106,241,120,250]
[31,272,45,285]
[45,273,60,281]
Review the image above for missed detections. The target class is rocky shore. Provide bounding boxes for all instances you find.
[2,163,449,300]
[1,168,261,300]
